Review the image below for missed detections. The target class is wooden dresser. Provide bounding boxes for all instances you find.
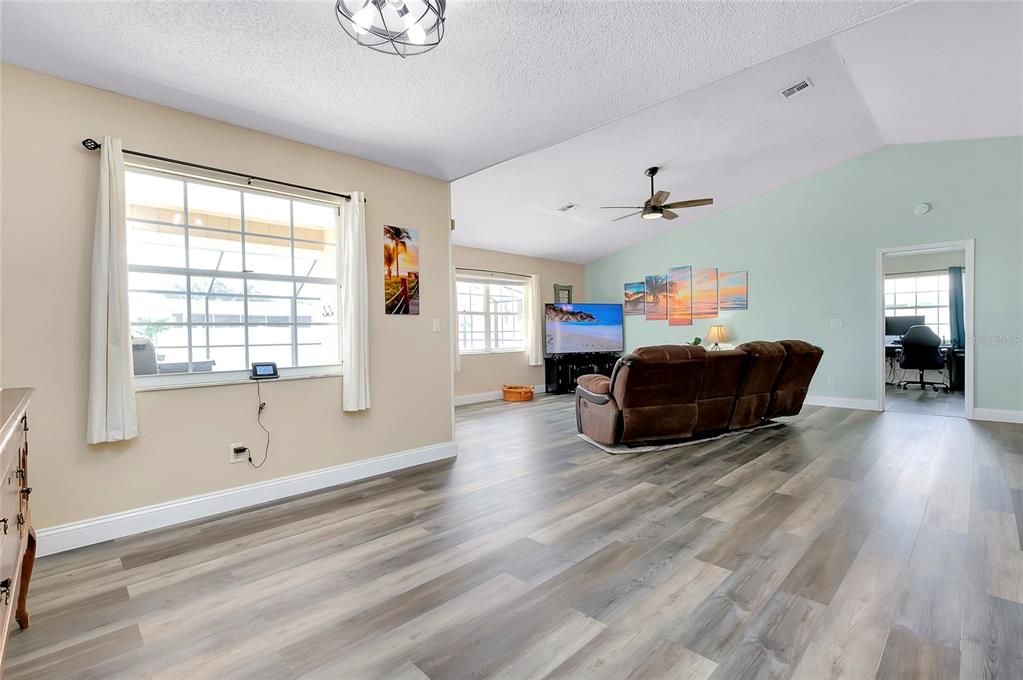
[0,388,35,673]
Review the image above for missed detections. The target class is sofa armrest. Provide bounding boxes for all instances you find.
[576,374,612,406]
[577,374,611,395]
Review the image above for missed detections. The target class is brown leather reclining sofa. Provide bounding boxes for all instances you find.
[575,340,823,447]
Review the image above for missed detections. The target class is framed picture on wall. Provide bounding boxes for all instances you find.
[384,225,420,315]
[553,284,573,304]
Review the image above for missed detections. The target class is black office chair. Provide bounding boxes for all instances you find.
[896,325,949,392]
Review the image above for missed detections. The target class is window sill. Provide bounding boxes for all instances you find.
[458,348,527,357]
[134,366,342,392]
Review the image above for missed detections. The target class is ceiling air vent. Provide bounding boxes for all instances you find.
[780,78,813,99]
[557,202,580,212]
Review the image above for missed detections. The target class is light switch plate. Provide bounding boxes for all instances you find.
[432,319,441,333]
[829,318,843,329]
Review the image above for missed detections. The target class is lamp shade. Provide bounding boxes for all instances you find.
[706,325,727,344]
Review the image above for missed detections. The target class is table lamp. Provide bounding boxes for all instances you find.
[706,324,727,351]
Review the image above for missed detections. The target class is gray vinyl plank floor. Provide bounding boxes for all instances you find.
[886,383,966,417]
[6,395,1022,679]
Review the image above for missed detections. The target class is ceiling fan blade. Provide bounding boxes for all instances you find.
[661,198,714,209]
[612,210,643,222]
[662,210,679,220]
[650,190,670,206]
[600,206,643,209]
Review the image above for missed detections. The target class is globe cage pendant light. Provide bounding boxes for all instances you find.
[335,0,446,58]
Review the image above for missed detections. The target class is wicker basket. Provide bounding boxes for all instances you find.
[502,385,535,402]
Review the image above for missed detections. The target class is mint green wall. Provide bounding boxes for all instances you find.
[585,139,1023,412]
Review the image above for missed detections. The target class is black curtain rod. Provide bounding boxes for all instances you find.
[456,267,530,279]
[886,267,966,276]
[81,138,353,202]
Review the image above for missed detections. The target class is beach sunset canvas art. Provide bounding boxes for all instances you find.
[719,271,748,310]
[624,282,645,315]
[693,268,719,319]
[645,274,667,321]
[667,266,693,326]
[384,226,420,315]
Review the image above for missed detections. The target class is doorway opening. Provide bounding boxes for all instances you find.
[877,241,973,418]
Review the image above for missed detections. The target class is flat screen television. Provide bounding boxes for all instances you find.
[545,303,624,355]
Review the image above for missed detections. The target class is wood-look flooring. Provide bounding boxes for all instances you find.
[6,396,1023,679]
[885,383,966,418]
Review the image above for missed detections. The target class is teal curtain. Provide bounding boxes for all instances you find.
[948,266,965,348]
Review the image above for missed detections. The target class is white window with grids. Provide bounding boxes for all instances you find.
[884,272,951,341]
[456,274,527,353]
[125,168,341,387]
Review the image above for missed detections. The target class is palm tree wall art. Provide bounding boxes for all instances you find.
[383,225,420,315]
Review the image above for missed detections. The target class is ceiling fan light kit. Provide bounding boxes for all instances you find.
[602,166,714,223]
[335,0,445,58]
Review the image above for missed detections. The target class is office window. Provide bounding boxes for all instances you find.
[884,272,951,341]
[125,169,340,385]
[456,275,526,353]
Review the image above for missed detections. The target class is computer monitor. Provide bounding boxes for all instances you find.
[885,315,926,336]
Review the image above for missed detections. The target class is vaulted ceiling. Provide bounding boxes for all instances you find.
[1,1,907,180]
[2,1,1019,263]
[451,0,1023,262]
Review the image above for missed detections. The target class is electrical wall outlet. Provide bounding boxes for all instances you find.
[230,443,248,464]
[829,318,843,329]
[826,376,837,387]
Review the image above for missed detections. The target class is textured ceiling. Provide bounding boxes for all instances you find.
[452,0,1023,262]
[832,0,1023,145]
[0,0,907,180]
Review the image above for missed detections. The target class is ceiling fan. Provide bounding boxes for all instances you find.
[601,167,713,222]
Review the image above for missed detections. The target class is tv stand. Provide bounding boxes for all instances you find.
[545,352,621,395]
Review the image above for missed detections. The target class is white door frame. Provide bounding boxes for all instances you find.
[876,239,975,419]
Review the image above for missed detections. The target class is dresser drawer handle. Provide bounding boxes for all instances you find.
[0,578,10,606]
[16,514,25,529]
[19,487,31,498]
[15,468,24,482]
[0,519,7,535]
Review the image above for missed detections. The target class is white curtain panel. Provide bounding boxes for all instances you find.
[339,192,371,411]
[87,136,139,444]
[449,232,460,373]
[525,274,544,367]
[450,266,461,373]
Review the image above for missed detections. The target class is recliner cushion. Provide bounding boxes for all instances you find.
[695,349,748,433]
[614,345,707,442]
[730,341,786,428]
[767,340,824,418]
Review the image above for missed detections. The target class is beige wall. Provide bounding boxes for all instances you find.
[452,245,585,397]
[0,65,453,528]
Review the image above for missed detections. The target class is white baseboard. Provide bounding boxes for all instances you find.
[454,390,503,406]
[37,440,458,557]
[454,384,547,406]
[971,408,1023,424]
[804,395,882,411]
